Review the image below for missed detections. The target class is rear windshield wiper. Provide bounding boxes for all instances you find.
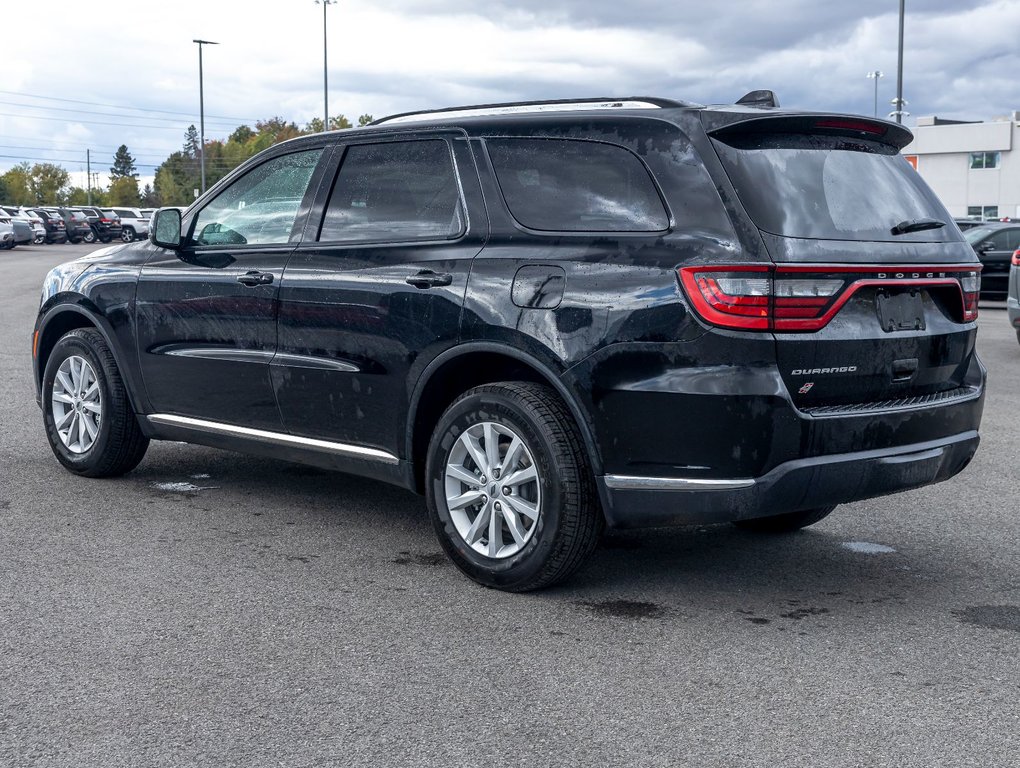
[891,218,946,235]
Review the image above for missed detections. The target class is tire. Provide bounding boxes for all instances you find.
[41,328,149,478]
[425,382,602,592]
[733,505,837,533]
[83,229,96,244]
[121,228,135,243]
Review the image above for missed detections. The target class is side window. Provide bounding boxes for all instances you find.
[486,138,669,232]
[319,140,463,243]
[192,149,323,246]
[985,230,1013,251]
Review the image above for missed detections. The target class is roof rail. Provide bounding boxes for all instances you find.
[371,96,696,126]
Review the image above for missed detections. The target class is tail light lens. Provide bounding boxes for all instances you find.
[1011,249,1020,267]
[679,264,982,331]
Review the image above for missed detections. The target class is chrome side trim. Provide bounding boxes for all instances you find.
[270,352,359,373]
[603,475,755,491]
[147,414,399,465]
[162,347,275,364]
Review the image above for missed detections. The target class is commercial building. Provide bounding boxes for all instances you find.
[903,112,1020,221]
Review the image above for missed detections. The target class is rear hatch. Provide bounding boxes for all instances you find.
[698,114,980,410]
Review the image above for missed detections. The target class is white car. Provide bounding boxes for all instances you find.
[0,218,14,249]
[109,207,151,242]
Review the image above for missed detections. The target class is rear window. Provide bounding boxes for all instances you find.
[712,133,954,242]
[486,138,669,232]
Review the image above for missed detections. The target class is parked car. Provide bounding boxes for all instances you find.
[954,218,984,231]
[71,206,122,242]
[109,207,150,242]
[0,217,14,249]
[20,209,48,244]
[1008,248,1020,345]
[0,206,35,245]
[45,208,92,243]
[25,208,67,244]
[963,222,1020,299]
[33,94,985,591]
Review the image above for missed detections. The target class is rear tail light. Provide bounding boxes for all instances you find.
[1011,249,1020,267]
[679,265,981,331]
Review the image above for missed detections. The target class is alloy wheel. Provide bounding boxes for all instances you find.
[444,421,542,559]
[51,355,102,454]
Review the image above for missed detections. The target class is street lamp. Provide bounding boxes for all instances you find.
[894,0,905,124]
[866,71,883,117]
[315,0,335,131]
[193,38,220,195]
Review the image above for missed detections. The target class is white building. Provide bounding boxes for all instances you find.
[903,112,1020,221]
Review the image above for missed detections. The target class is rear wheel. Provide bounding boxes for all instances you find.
[425,382,601,592]
[121,228,135,243]
[734,505,836,533]
[41,328,149,477]
[83,229,96,243]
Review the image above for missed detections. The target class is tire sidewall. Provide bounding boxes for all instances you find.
[426,390,568,589]
[41,333,116,474]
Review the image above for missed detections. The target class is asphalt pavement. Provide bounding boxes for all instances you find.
[1,242,1018,767]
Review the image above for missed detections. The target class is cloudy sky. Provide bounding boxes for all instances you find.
[3,0,1019,187]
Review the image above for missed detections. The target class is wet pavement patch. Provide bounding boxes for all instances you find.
[576,599,663,620]
[151,481,217,492]
[392,551,448,567]
[842,541,897,554]
[954,605,1020,634]
[780,607,830,621]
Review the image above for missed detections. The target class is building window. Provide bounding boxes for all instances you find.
[967,205,999,220]
[969,152,1000,169]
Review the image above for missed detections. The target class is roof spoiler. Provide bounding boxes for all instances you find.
[736,90,780,108]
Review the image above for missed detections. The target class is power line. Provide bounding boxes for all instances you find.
[0,89,259,122]
[0,99,245,130]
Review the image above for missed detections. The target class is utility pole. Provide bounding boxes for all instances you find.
[316,0,335,131]
[193,39,219,195]
[86,149,92,205]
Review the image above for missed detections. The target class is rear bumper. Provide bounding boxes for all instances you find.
[599,430,979,529]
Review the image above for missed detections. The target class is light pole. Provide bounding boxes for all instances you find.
[893,0,905,124]
[193,38,219,195]
[866,71,883,117]
[315,0,335,131]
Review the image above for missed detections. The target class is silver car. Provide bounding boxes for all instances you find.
[0,217,14,249]
[1008,248,1020,345]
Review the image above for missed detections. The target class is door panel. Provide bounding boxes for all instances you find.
[275,136,485,456]
[134,148,326,430]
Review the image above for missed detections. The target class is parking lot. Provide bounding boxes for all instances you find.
[1,242,1018,767]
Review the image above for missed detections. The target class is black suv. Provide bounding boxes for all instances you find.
[963,221,1020,299]
[72,206,123,242]
[33,95,985,591]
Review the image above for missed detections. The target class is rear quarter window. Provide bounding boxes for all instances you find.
[485,138,669,232]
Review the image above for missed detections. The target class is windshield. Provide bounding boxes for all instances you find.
[964,226,999,244]
[712,133,955,242]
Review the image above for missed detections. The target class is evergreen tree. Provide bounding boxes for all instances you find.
[184,125,201,158]
[110,145,138,179]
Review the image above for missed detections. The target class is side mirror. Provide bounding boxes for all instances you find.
[151,208,182,249]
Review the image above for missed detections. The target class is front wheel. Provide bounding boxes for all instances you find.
[425,382,602,592]
[41,328,149,477]
[82,229,96,243]
[121,228,135,243]
[733,505,837,533]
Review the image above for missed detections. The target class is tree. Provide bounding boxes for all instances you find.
[358,114,374,127]
[110,145,138,179]
[28,163,71,205]
[1,163,33,205]
[184,125,201,158]
[108,176,141,206]
[141,184,160,207]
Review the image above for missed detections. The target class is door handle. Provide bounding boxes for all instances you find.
[405,270,453,289]
[237,271,274,287]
